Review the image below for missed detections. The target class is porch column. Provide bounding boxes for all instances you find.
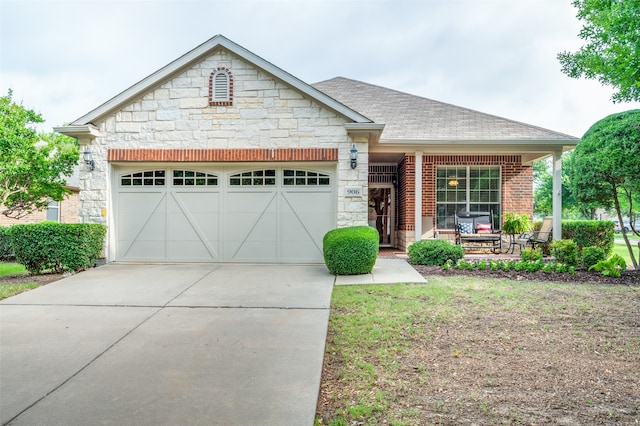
[414,151,423,242]
[552,149,562,240]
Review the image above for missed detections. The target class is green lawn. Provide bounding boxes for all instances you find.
[0,282,40,299]
[0,262,27,277]
[613,241,639,267]
[0,262,34,300]
[316,277,640,425]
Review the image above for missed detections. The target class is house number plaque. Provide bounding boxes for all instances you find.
[345,186,362,197]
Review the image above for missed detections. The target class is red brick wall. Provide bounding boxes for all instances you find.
[396,154,533,233]
[0,191,80,226]
[108,148,338,162]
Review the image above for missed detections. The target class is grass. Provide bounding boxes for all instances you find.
[316,277,640,425]
[0,282,40,299]
[0,262,27,277]
[0,262,37,300]
[613,241,638,267]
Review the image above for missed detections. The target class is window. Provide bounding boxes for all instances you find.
[229,170,276,186]
[436,166,500,229]
[283,170,330,186]
[173,170,218,186]
[121,170,166,186]
[209,68,233,106]
[46,199,59,222]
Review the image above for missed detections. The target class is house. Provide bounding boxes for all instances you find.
[0,167,81,226]
[55,35,577,263]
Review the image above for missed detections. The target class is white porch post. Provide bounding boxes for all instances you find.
[552,150,562,241]
[415,151,423,242]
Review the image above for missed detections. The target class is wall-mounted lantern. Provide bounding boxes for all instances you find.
[83,149,95,171]
[350,144,358,169]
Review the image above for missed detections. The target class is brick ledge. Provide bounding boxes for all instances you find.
[107,148,338,162]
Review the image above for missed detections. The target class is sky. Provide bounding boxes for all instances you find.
[1,0,639,138]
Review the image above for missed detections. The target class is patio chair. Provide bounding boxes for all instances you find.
[525,216,553,250]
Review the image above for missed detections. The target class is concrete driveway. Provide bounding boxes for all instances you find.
[1,263,334,425]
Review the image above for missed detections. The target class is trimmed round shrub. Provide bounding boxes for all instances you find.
[323,226,379,275]
[581,246,606,270]
[550,239,579,266]
[407,239,464,266]
[520,247,543,262]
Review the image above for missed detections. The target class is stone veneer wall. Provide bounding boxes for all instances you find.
[78,48,368,229]
[396,154,533,250]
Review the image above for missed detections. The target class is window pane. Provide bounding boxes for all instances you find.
[436,166,500,229]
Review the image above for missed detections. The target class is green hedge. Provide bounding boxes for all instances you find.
[562,220,614,256]
[0,226,13,260]
[9,222,106,274]
[532,220,614,256]
[407,239,464,266]
[323,226,379,275]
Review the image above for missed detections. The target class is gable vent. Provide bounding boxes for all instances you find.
[209,68,233,106]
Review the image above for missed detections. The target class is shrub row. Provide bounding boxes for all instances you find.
[533,220,614,256]
[323,226,379,275]
[407,239,464,266]
[8,222,106,274]
[0,227,13,260]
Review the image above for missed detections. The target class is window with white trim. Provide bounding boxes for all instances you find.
[46,199,59,222]
[121,170,166,186]
[229,170,276,186]
[436,166,501,229]
[172,170,218,186]
[283,170,331,186]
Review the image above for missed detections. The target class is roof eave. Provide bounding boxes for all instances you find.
[53,124,101,139]
[378,137,579,146]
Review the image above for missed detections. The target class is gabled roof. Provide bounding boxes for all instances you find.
[312,77,578,143]
[71,35,372,126]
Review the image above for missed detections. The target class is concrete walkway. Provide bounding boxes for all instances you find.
[0,258,423,425]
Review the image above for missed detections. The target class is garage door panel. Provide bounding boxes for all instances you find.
[281,191,335,242]
[228,241,278,262]
[122,240,166,261]
[116,192,168,260]
[115,166,335,263]
[166,241,216,261]
[279,242,322,262]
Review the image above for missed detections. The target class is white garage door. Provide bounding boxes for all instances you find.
[114,165,335,263]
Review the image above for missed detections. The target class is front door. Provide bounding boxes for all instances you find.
[368,185,394,247]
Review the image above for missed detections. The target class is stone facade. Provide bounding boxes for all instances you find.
[79,49,368,233]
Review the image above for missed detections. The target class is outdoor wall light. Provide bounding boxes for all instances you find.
[350,144,358,169]
[83,149,95,171]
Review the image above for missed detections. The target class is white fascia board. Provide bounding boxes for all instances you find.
[72,35,371,125]
[345,123,385,143]
[379,138,579,146]
[53,124,101,139]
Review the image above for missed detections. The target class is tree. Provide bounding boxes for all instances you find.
[533,153,597,219]
[558,0,640,103]
[568,110,640,268]
[0,90,79,219]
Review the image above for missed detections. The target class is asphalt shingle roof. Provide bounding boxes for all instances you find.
[312,77,577,142]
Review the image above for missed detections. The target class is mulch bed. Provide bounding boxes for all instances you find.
[412,264,640,286]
